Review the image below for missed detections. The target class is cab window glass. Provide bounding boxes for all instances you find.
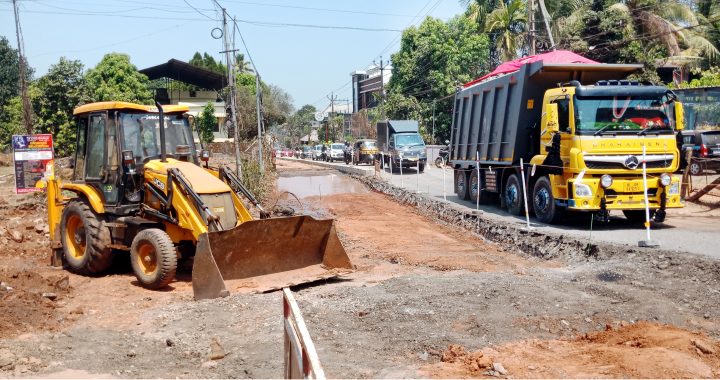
[86,114,105,179]
[74,116,88,180]
[553,98,570,133]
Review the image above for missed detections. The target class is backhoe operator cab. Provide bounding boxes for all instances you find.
[47,102,353,299]
[71,102,198,207]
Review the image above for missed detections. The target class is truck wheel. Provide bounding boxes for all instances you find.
[532,177,562,224]
[689,161,703,176]
[60,200,113,275]
[623,210,654,224]
[504,174,524,216]
[455,169,471,200]
[469,169,491,204]
[130,229,177,289]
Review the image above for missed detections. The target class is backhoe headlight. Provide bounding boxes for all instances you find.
[201,149,210,162]
[600,174,613,189]
[659,173,672,187]
[575,183,592,197]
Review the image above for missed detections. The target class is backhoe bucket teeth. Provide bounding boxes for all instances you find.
[191,215,353,299]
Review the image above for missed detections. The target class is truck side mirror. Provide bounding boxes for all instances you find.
[674,102,684,131]
[545,103,560,134]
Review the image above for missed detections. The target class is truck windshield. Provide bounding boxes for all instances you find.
[395,134,424,147]
[120,112,195,164]
[574,95,675,135]
[361,141,377,149]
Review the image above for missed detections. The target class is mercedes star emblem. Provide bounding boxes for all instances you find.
[624,155,639,169]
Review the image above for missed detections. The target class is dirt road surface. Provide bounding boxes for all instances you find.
[0,157,719,378]
[299,157,720,258]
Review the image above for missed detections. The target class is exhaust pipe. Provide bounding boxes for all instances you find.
[155,101,167,163]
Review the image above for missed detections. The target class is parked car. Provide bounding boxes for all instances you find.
[352,139,378,165]
[312,144,324,161]
[301,146,312,159]
[680,130,720,175]
[327,143,345,162]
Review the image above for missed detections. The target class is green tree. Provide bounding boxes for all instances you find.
[0,36,20,110]
[387,15,489,142]
[31,57,87,156]
[195,101,217,145]
[84,53,153,104]
[0,96,23,151]
[286,104,317,144]
[484,0,527,61]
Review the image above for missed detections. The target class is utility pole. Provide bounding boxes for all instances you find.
[374,57,390,121]
[326,92,337,142]
[537,0,556,51]
[12,0,32,134]
[255,73,264,173]
[528,0,536,55]
[432,100,436,144]
[216,1,242,177]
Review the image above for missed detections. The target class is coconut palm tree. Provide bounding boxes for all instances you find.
[609,0,719,67]
[484,0,527,61]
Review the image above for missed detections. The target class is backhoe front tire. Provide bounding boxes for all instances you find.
[130,229,177,289]
[60,200,113,275]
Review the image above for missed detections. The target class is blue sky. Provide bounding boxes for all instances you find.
[0,0,465,110]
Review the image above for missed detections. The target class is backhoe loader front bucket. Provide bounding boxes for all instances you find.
[191,215,353,299]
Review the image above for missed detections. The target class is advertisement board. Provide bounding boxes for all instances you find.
[12,134,54,194]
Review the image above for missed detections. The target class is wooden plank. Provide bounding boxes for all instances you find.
[686,176,720,202]
[282,288,326,380]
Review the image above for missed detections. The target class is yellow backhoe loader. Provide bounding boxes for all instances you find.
[46,101,352,299]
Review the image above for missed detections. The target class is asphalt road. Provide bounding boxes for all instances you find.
[287,157,719,259]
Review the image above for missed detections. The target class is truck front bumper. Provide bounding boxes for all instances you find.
[393,156,427,167]
[566,175,683,211]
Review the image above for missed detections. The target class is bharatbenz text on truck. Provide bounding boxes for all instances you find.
[377,120,427,172]
[449,52,684,224]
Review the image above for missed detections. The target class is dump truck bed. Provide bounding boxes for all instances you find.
[449,62,642,168]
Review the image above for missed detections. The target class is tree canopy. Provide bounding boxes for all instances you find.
[31,58,87,156]
[85,53,153,104]
[386,15,489,142]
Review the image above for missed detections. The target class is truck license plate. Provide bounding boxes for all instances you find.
[624,182,641,192]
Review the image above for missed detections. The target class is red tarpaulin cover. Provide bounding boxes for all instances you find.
[463,50,599,88]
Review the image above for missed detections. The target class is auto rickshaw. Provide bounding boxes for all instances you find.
[352,139,378,165]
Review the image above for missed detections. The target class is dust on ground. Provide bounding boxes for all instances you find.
[0,157,719,378]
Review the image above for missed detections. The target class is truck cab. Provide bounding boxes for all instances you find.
[377,120,427,172]
[531,81,683,223]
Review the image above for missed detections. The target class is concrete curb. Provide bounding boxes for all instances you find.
[279,157,373,177]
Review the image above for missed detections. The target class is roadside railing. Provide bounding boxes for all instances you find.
[283,288,325,379]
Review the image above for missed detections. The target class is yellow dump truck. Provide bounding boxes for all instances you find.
[46,101,352,299]
[450,59,684,224]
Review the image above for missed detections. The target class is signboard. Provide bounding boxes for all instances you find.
[314,112,329,122]
[12,134,54,194]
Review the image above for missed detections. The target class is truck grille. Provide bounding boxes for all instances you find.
[585,161,671,170]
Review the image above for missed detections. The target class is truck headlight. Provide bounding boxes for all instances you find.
[600,174,613,188]
[659,173,672,187]
[575,183,592,197]
[668,182,680,195]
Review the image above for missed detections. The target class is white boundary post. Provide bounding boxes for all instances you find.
[639,144,659,247]
[519,158,532,229]
[476,151,480,211]
[416,159,420,193]
[443,157,447,201]
[399,153,404,188]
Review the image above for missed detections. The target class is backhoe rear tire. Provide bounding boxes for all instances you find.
[130,229,177,289]
[60,200,113,275]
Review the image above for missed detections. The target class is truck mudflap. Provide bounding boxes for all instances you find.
[192,215,353,300]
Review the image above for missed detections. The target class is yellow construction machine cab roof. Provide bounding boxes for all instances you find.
[73,101,190,115]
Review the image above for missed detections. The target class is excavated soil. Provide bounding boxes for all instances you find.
[0,159,719,378]
[425,322,720,378]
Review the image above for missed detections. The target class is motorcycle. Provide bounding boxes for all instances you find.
[435,142,449,168]
[343,145,353,165]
